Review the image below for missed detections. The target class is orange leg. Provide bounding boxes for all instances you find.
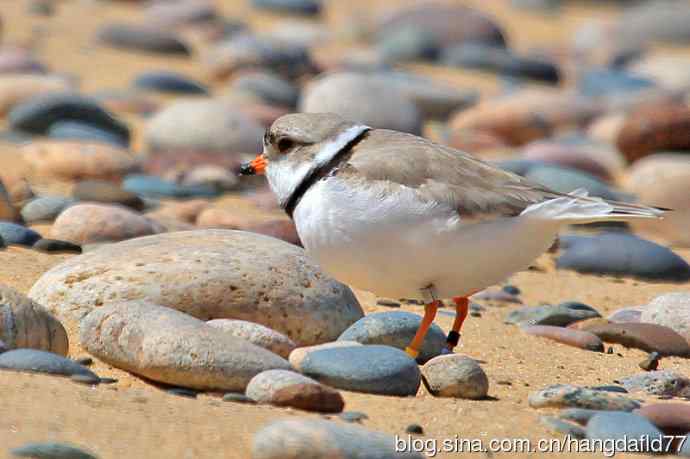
[405,300,440,359]
[446,296,469,351]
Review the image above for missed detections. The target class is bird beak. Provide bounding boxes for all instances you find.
[239,154,268,176]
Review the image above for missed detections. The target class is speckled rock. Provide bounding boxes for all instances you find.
[133,71,208,95]
[251,418,424,459]
[619,371,690,397]
[246,369,343,413]
[97,23,190,55]
[0,349,95,378]
[528,384,641,411]
[0,75,73,116]
[296,344,420,396]
[581,322,690,357]
[505,302,600,327]
[639,292,690,341]
[617,104,690,162]
[289,341,362,370]
[300,72,421,135]
[29,230,363,345]
[0,222,41,246]
[207,319,296,358]
[521,325,604,352]
[81,301,290,390]
[0,285,68,356]
[21,141,140,181]
[50,203,164,245]
[10,442,97,459]
[586,412,664,451]
[337,311,445,364]
[637,403,690,434]
[20,196,75,223]
[72,181,144,211]
[421,355,488,399]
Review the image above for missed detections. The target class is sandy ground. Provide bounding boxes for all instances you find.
[1,0,690,458]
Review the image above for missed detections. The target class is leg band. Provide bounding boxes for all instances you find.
[446,331,461,347]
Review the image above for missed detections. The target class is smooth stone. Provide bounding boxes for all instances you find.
[122,174,218,199]
[252,0,320,15]
[405,424,423,434]
[617,104,690,162]
[581,322,690,357]
[144,0,219,28]
[578,69,655,98]
[0,75,72,116]
[619,371,690,397]
[607,307,643,324]
[231,71,299,109]
[540,416,586,439]
[337,311,446,364]
[21,196,75,224]
[0,222,41,246]
[557,233,690,281]
[300,72,422,135]
[246,369,344,413]
[0,285,69,356]
[80,301,290,391]
[174,165,239,192]
[72,180,144,211]
[0,349,95,378]
[252,418,424,459]
[640,292,690,340]
[522,141,612,181]
[71,373,101,385]
[421,355,489,399]
[223,392,256,404]
[505,302,600,327]
[21,141,140,181]
[521,325,604,352]
[97,23,190,55]
[528,384,641,411]
[29,230,363,346]
[297,344,420,396]
[50,203,163,245]
[637,403,690,434]
[289,341,363,370]
[586,412,664,451]
[207,319,296,358]
[8,92,129,143]
[32,239,82,254]
[472,288,522,304]
[525,165,627,201]
[558,408,609,426]
[133,71,208,95]
[377,27,440,63]
[47,121,128,148]
[144,99,263,155]
[11,442,97,459]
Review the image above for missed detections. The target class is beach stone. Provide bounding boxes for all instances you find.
[144,99,263,155]
[50,203,163,245]
[8,92,130,143]
[20,196,74,224]
[246,369,343,412]
[521,325,604,352]
[123,174,218,199]
[175,165,239,192]
[540,416,586,439]
[289,341,362,370]
[421,355,489,399]
[0,285,68,356]
[80,301,290,391]
[505,302,600,327]
[586,412,664,451]
[528,384,641,411]
[339,411,368,423]
[207,319,296,358]
[0,75,73,116]
[0,349,95,378]
[11,442,97,459]
[97,23,190,55]
[619,371,690,397]
[522,141,611,181]
[617,104,690,162]
[300,72,421,135]
[21,141,139,181]
[607,307,642,324]
[231,71,299,109]
[525,165,626,201]
[637,403,690,434]
[558,408,609,426]
[557,233,690,281]
[0,222,41,246]
[252,418,424,459]
[337,311,445,364]
[252,0,321,16]
[639,292,690,340]
[29,230,363,345]
[377,27,439,64]
[47,121,128,148]
[472,288,522,304]
[133,71,208,95]
[144,0,218,28]
[146,199,208,224]
[582,322,690,357]
[223,392,255,404]
[296,344,420,396]
[72,181,144,211]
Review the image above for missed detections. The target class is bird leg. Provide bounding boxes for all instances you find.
[446,296,469,352]
[405,300,440,359]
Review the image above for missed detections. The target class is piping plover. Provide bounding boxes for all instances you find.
[240,113,664,359]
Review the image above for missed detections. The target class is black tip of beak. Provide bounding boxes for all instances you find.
[239,162,256,176]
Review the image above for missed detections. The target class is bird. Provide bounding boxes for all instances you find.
[239,112,665,359]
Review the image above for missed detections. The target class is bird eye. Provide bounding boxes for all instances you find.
[277,137,294,153]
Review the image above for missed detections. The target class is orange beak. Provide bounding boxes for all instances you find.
[239,154,268,176]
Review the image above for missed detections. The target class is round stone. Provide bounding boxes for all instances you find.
[421,354,489,399]
[97,23,190,55]
[246,369,344,413]
[639,292,690,340]
[123,174,219,199]
[0,349,95,378]
[133,71,208,95]
[617,104,690,162]
[505,302,601,327]
[48,120,129,148]
[231,71,299,109]
[207,319,296,358]
[289,341,362,370]
[0,222,41,247]
[21,196,75,223]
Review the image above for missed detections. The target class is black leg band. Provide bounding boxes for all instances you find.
[446,331,461,346]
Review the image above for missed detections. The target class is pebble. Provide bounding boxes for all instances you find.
[616,104,690,162]
[521,325,604,352]
[75,357,92,366]
[80,301,290,391]
[252,0,321,15]
[639,352,661,372]
[0,349,96,379]
[540,416,586,439]
[29,230,363,346]
[376,299,400,308]
[97,23,190,55]
[528,384,641,411]
[207,319,297,359]
[47,120,128,148]
[246,369,344,413]
[33,239,82,254]
[589,385,628,394]
[0,222,42,246]
[143,0,219,28]
[132,71,208,95]
[639,292,690,341]
[123,174,218,199]
[70,373,101,385]
[337,311,446,364]
[505,301,600,327]
[586,412,664,452]
[421,355,489,399]
[339,411,368,423]
[251,418,424,459]
[299,72,422,135]
[296,344,420,396]
[405,424,424,435]
[607,307,642,324]
[0,75,72,116]
[98,377,117,385]
[144,99,263,155]
[619,371,690,397]
[637,403,690,434]
[556,233,690,281]
[21,141,140,181]
[581,322,690,357]
[223,392,256,404]
[11,442,98,459]
[289,341,362,369]
[525,165,627,202]
[50,203,163,245]
[72,181,144,211]
[377,27,439,64]
[0,285,69,356]
[167,387,198,398]
[231,71,299,109]
[20,196,75,223]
